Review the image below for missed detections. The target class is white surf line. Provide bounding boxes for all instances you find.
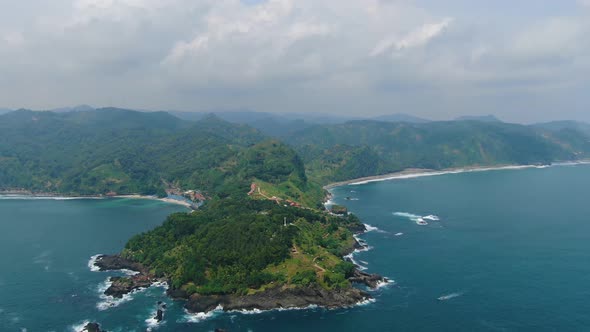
[347,160,590,186]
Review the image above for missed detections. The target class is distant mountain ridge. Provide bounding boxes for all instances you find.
[284,119,590,183]
[534,120,590,137]
[373,113,431,123]
[3,107,589,192]
[454,115,502,122]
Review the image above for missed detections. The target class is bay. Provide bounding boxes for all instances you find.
[1,163,590,331]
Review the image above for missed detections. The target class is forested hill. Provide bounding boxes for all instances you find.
[285,120,590,183]
[0,108,322,205]
[2,108,589,201]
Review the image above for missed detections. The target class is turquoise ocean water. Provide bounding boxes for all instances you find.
[1,164,590,331]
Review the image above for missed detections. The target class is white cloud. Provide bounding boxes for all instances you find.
[0,0,588,122]
[371,17,453,56]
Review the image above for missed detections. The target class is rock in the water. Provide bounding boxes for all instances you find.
[104,275,154,298]
[154,309,164,322]
[94,255,148,274]
[348,269,386,289]
[80,322,106,332]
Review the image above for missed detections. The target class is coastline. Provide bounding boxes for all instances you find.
[0,192,194,209]
[112,195,195,209]
[90,254,382,317]
[323,159,590,190]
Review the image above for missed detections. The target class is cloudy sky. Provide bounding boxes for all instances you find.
[1,0,589,122]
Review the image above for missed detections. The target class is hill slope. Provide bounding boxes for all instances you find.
[285,120,590,183]
[0,109,321,204]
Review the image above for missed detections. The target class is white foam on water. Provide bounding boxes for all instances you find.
[70,321,90,332]
[393,212,422,220]
[374,279,395,290]
[182,305,224,323]
[151,281,169,291]
[394,232,403,236]
[277,304,319,312]
[120,269,140,276]
[364,224,387,233]
[394,212,439,225]
[145,311,162,330]
[437,292,464,301]
[364,224,378,232]
[344,252,368,271]
[230,304,321,315]
[355,298,377,306]
[415,218,428,226]
[87,255,102,272]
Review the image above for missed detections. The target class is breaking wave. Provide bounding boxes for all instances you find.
[437,292,464,301]
[88,255,102,272]
[364,224,388,233]
[394,212,440,225]
[70,321,90,332]
[182,305,224,323]
[375,279,396,290]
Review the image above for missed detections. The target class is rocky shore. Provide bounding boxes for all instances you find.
[91,215,388,315]
[349,269,387,289]
[92,253,386,315]
[184,285,370,313]
[93,255,161,298]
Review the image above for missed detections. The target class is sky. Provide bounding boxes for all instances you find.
[0,0,589,123]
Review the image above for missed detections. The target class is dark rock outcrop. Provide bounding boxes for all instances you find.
[155,309,164,322]
[93,255,162,299]
[154,301,166,323]
[349,269,388,289]
[94,255,148,274]
[80,322,106,332]
[104,275,155,298]
[167,287,190,299]
[185,285,369,313]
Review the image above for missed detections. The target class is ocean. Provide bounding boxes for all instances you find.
[1,163,590,331]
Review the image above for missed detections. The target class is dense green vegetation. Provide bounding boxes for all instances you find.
[285,120,590,183]
[0,109,322,204]
[123,198,362,294]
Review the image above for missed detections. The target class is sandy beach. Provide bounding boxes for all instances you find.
[112,195,195,209]
[0,192,195,209]
[323,160,590,189]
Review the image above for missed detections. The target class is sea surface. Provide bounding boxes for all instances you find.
[1,164,590,331]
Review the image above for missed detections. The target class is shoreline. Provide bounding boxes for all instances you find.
[323,159,590,189]
[0,192,194,209]
[90,254,381,317]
